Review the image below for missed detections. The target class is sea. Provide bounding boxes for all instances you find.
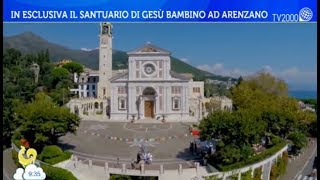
[289,90,317,99]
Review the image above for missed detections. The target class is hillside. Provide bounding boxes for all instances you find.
[3,32,235,81]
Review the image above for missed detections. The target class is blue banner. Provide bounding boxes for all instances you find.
[3,0,317,22]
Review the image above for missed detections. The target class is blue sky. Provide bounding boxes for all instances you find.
[3,23,317,91]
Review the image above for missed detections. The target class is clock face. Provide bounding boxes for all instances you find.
[144,64,156,75]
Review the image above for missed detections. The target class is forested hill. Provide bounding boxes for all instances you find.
[3,32,236,82]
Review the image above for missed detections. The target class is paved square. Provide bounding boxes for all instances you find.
[58,121,200,169]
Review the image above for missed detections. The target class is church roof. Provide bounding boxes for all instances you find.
[179,73,194,79]
[109,71,128,81]
[127,43,171,55]
[170,71,193,81]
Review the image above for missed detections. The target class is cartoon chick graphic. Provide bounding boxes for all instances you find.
[18,146,37,168]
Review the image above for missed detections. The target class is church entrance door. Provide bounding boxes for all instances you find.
[144,101,154,118]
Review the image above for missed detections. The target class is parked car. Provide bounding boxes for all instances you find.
[193,139,216,156]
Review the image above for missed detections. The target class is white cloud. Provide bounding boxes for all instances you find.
[262,65,273,73]
[23,164,46,180]
[13,168,24,180]
[197,63,316,87]
[278,67,316,84]
[197,64,211,72]
[80,47,98,51]
[280,67,299,77]
[180,58,189,63]
[197,63,252,78]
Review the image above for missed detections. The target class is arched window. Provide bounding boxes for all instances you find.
[94,102,99,109]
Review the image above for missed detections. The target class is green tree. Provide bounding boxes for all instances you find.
[216,144,241,165]
[288,131,307,150]
[217,83,228,96]
[51,67,69,81]
[13,92,80,151]
[51,67,70,88]
[3,48,22,67]
[231,72,289,112]
[237,76,243,85]
[3,99,18,149]
[62,62,84,74]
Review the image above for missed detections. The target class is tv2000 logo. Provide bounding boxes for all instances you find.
[272,7,313,22]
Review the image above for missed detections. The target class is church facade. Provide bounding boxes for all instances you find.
[68,23,204,122]
[109,43,204,121]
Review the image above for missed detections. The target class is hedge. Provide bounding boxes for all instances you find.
[39,145,63,159]
[216,142,287,171]
[39,145,72,165]
[42,151,72,165]
[41,164,77,180]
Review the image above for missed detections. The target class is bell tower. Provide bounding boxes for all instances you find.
[98,22,113,99]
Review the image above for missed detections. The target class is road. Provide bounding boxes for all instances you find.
[296,146,317,180]
[301,153,317,177]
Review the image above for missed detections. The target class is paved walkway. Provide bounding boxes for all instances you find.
[280,138,317,180]
[3,149,17,180]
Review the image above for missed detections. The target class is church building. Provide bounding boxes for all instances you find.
[68,23,205,122]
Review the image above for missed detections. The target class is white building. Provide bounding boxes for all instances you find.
[67,23,205,122]
[70,68,127,98]
[202,96,233,116]
[70,68,99,98]
[298,101,316,112]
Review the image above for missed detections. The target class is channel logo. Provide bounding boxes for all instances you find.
[299,7,313,22]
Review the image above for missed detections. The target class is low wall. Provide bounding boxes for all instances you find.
[68,144,288,180]
[12,139,288,180]
[202,144,288,180]
[71,157,202,180]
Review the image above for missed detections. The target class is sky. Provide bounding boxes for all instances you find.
[3,23,317,91]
